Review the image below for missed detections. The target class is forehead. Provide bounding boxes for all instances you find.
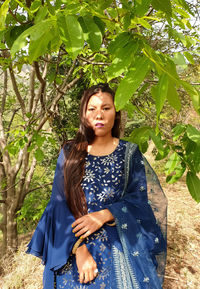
[87,92,114,106]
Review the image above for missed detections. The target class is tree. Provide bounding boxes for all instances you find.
[0,0,199,253]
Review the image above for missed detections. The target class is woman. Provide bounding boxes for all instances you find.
[27,83,167,289]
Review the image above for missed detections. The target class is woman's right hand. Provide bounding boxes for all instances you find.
[75,244,98,284]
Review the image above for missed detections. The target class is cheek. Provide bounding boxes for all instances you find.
[85,112,93,125]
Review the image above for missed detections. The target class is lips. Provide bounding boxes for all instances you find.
[95,123,104,127]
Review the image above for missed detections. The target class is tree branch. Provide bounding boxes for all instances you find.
[9,65,26,118]
[51,75,82,111]
[8,8,25,25]
[34,61,46,111]
[29,64,36,113]
[24,157,37,193]
[78,56,110,66]
[0,200,6,204]
[26,182,53,195]
[1,69,8,114]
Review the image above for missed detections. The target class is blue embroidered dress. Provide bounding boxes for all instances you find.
[27,140,167,289]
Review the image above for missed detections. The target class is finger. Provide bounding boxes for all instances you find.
[94,267,98,277]
[72,217,84,228]
[89,270,94,282]
[79,229,92,239]
[75,227,90,238]
[84,271,89,283]
[79,272,84,284]
[72,223,85,234]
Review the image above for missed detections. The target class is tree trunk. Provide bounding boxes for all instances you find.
[120,110,128,138]
[7,203,18,253]
[0,160,7,256]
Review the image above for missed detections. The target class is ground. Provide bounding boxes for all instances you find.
[0,177,199,289]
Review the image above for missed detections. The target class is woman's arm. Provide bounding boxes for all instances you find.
[75,244,98,283]
[71,209,114,239]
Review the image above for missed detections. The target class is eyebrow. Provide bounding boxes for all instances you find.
[87,103,112,107]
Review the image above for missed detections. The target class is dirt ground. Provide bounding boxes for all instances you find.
[0,176,199,289]
[162,177,200,289]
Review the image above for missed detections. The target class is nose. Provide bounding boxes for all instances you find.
[96,109,103,119]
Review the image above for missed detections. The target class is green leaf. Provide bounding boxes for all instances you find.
[93,16,105,36]
[107,40,139,81]
[153,74,168,122]
[181,81,200,114]
[186,172,200,202]
[143,45,179,83]
[136,18,152,30]
[126,126,152,150]
[29,23,56,62]
[167,79,181,112]
[34,148,45,162]
[35,6,48,24]
[173,52,187,67]
[193,144,200,173]
[151,0,172,16]
[47,0,55,15]
[78,16,102,51]
[166,163,185,184]
[0,0,11,31]
[150,131,165,155]
[165,152,181,175]
[134,0,151,17]
[57,14,84,59]
[186,125,200,144]
[35,135,46,147]
[172,124,186,141]
[115,56,151,110]
[183,51,195,65]
[30,0,41,12]
[10,20,55,57]
[108,32,132,56]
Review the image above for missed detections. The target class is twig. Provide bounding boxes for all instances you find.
[26,182,53,195]
[78,56,110,66]
[164,275,179,281]
[9,65,26,118]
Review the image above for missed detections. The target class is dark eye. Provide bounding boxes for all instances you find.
[88,107,95,111]
[103,107,110,111]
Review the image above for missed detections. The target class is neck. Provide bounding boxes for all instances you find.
[92,134,114,146]
[87,135,119,156]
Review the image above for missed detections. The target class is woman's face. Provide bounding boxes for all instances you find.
[85,91,116,138]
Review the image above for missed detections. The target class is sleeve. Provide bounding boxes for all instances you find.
[26,149,78,271]
[105,145,167,285]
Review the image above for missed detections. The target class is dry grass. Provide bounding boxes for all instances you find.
[0,178,199,289]
[0,234,43,289]
[162,177,200,289]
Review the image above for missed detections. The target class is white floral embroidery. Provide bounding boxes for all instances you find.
[139,185,145,191]
[121,223,128,230]
[155,237,159,244]
[83,169,95,182]
[122,206,128,213]
[140,160,144,165]
[104,167,110,174]
[85,160,91,167]
[100,244,106,252]
[100,282,106,289]
[132,251,139,257]
[96,187,115,202]
[143,277,150,283]
[136,219,141,223]
[101,154,118,166]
